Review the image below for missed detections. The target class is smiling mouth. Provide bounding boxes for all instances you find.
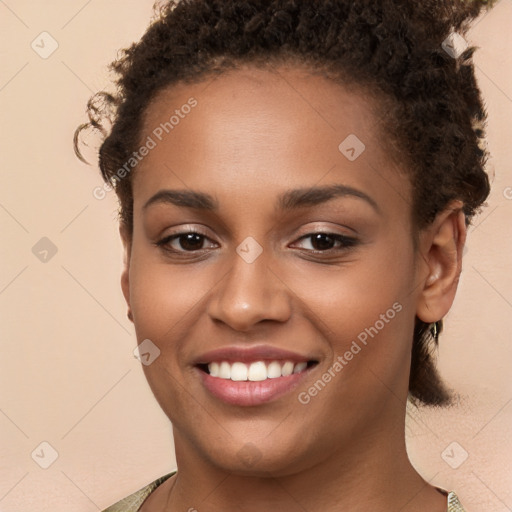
[197,360,318,382]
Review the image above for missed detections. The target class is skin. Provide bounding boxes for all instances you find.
[119,65,466,511]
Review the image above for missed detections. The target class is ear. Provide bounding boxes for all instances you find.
[119,223,133,323]
[416,200,467,324]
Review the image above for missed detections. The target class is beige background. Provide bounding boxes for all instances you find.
[0,1,511,510]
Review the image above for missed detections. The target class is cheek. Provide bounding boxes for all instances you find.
[127,250,214,418]
[284,240,414,334]
[128,251,216,339]
[283,243,416,390]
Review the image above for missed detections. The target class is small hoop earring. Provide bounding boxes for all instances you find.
[430,320,443,341]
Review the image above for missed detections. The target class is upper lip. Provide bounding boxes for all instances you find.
[193,345,319,365]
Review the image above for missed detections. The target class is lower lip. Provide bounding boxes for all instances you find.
[196,367,313,406]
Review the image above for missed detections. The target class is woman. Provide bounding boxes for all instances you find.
[75,0,492,510]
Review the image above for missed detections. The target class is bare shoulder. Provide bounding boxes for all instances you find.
[138,473,177,511]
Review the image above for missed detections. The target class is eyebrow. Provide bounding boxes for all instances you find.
[279,184,380,213]
[143,189,218,211]
[142,184,380,213]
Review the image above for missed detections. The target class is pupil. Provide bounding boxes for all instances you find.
[180,233,203,250]
[312,233,334,251]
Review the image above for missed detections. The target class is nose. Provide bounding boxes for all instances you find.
[207,249,292,332]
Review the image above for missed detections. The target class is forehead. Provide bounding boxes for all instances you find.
[134,65,409,210]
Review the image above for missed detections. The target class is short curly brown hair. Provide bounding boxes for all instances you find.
[75,0,492,406]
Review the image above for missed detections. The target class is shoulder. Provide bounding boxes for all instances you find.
[101,471,176,512]
[447,490,467,512]
[436,487,467,512]
[101,476,465,512]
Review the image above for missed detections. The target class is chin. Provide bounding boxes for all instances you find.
[196,434,318,477]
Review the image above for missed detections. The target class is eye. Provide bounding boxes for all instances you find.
[292,232,358,253]
[155,230,218,253]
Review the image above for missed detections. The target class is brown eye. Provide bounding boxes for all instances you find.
[155,231,218,253]
[176,233,205,251]
[310,233,337,251]
[293,232,358,253]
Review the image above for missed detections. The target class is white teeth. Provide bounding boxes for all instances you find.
[281,361,294,376]
[219,361,231,379]
[267,361,282,379]
[209,362,220,377]
[293,361,307,374]
[206,360,309,381]
[248,361,267,381]
[230,362,248,381]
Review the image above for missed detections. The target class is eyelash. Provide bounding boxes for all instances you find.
[154,229,358,256]
[295,232,358,253]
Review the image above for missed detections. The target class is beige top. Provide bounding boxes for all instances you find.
[102,471,466,511]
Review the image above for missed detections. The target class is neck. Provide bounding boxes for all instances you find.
[163,419,444,512]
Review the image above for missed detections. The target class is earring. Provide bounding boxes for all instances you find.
[430,320,442,341]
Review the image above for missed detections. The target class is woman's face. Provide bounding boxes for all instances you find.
[122,65,430,475]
